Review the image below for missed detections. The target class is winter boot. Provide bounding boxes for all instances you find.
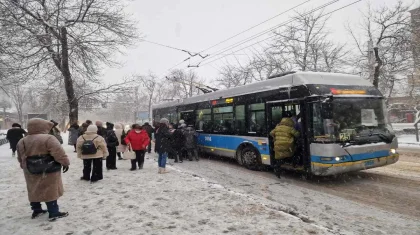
[139,163,144,170]
[161,168,169,174]
[31,210,47,219]
[12,152,16,157]
[49,212,69,222]
[130,168,137,171]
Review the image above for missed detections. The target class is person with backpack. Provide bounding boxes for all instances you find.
[105,122,119,170]
[17,119,70,221]
[124,124,150,171]
[76,125,108,182]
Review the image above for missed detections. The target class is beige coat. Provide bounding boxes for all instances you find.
[17,119,70,202]
[76,132,109,159]
[115,123,127,153]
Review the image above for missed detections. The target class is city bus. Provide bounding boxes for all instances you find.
[152,71,399,176]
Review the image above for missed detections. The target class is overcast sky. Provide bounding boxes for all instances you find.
[101,0,418,86]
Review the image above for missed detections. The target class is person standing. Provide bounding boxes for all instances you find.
[96,121,107,138]
[184,125,199,161]
[6,123,27,157]
[67,122,79,152]
[155,118,171,174]
[115,124,127,160]
[142,122,154,154]
[76,125,108,183]
[16,118,70,221]
[78,123,89,137]
[105,122,119,170]
[49,120,63,144]
[172,124,186,163]
[124,124,150,171]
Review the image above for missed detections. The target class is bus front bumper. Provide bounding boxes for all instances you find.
[311,154,399,176]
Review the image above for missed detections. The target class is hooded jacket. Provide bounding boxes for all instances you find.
[76,125,109,159]
[7,126,26,149]
[16,118,70,202]
[269,118,300,160]
[105,122,119,148]
[124,129,150,151]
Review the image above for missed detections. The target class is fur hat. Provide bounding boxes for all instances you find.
[86,125,98,133]
[179,119,185,124]
[160,118,169,124]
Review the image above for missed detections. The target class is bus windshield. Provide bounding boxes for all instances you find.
[312,98,394,144]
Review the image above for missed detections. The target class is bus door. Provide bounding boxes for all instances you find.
[267,101,301,165]
[179,110,195,126]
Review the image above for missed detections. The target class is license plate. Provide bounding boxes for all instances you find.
[364,160,375,167]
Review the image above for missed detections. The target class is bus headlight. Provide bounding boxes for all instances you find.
[335,157,340,161]
[390,149,396,154]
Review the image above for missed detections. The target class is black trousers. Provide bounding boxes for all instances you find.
[131,150,145,169]
[82,158,103,181]
[147,142,152,153]
[187,148,198,161]
[106,147,117,169]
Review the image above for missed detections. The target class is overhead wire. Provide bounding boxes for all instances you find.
[161,0,314,74]
[196,0,341,66]
[198,0,361,68]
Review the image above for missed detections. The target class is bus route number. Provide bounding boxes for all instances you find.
[339,133,350,142]
[205,136,212,142]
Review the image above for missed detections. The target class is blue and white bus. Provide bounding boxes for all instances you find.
[152,72,399,176]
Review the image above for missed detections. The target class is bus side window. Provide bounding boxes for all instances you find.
[213,106,233,133]
[235,105,246,134]
[248,103,266,134]
[195,109,212,132]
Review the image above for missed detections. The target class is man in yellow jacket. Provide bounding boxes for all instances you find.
[270,111,300,160]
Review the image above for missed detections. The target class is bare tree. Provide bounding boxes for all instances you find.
[347,1,413,93]
[138,73,159,120]
[0,0,138,123]
[217,63,252,88]
[271,10,348,72]
[168,69,203,98]
[7,84,28,124]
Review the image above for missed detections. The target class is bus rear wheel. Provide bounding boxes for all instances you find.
[241,146,260,170]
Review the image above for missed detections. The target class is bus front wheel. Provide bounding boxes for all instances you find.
[241,146,260,170]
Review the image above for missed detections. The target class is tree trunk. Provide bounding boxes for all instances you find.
[60,27,79,124]
[373,47,382,88]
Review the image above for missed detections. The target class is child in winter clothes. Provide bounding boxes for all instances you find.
[124,124,150,170]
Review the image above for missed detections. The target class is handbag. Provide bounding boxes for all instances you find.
[123,149,136,160]
[23,140,62,174]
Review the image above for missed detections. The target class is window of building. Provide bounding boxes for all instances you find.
[235,105,246,133]
[248,103,266,134]
[213,106,233,133]
[196,109,212,132]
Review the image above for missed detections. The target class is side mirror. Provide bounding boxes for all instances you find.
[321,102,333,119]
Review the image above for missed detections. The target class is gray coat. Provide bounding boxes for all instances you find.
[184,126,197,149]
[68,127,79,145]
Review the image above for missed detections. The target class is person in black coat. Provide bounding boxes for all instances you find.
[155,118,171,173]
[105,122,119,170]
[142,122,154,154]
[171,124,186,163]
[95,121,107,138]
[6,123,27,157]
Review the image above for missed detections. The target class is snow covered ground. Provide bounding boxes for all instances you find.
[398,134,420,148]
[1,143,333,235]
[1,133,419,235]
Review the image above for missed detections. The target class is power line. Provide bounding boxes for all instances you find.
[198,0,313,54]
[198,0,362,68]
[161,0,313,74]
[197,0,341,65]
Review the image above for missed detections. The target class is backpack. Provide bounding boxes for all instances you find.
[106,130,119,147]
[81,136,99,155]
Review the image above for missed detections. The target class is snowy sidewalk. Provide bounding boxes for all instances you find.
[0,145,331,235]
[398,134,420,148]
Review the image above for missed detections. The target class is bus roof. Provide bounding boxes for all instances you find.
[153,72,373,109]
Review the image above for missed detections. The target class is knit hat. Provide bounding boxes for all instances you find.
[86,125,98,133]
[160,118,169,124]
[179,119,185,124]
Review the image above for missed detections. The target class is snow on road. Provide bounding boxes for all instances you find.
[1,144,332,235]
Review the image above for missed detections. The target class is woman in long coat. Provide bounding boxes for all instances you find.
[17,118,70,221]
[6,123,27,157]
[115,123,127,160]
[68,122,80,152]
